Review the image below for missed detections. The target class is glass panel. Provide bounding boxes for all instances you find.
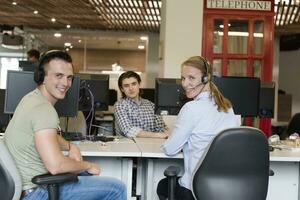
[213,20,223,54]
[0,57,20,89]
[227,59,247,76]
[212,59,222,76]
[254,21,264,55]
[228,21,249,54]
[253,60,262,78]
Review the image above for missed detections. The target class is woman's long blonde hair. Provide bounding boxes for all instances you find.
[181,56,232,112]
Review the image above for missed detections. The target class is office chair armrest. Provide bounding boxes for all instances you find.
[32,172,78,185]
[164,166,180,200]
[164,166,181,177]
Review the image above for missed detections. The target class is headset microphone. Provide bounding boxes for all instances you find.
[190,81,204,89]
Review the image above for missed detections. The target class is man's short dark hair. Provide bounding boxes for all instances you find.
[27,49,40,60]
[34,50,72,85]
[118,71,141,98]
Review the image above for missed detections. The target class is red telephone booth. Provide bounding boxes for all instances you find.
[202,0,274,137]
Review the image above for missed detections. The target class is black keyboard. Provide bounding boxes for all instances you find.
[62,131,83,141]
[86,135,115,142]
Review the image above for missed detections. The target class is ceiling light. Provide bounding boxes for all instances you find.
[51,18,56,22]
[78,40,82,43]
[65,48,69,51]
[138,45,145,49]
[216,31,260,37]
[70,46,73,49]
[12,2,17,5]
[64,42,71,47]
[66,24,71,29]
[140,36,148,41]
[33,10,38,14]
[54,33,62,37]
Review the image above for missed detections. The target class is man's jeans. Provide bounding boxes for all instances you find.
[22,176,127,200]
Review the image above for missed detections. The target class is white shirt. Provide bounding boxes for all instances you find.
[161,91,241,189]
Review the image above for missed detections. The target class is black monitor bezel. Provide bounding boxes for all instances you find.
[212,76,261,117]
[4,70,80,117]
[155,78,190,115]
[78,73,110,111]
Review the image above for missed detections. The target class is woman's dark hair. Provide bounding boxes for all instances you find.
[118,71,141,98]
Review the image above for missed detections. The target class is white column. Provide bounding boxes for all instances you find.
[159,0,204,78]
[144,33,160,88]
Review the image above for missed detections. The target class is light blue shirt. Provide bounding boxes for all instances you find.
[161,91,241,189]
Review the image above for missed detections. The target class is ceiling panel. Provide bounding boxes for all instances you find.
[1,0,300,50]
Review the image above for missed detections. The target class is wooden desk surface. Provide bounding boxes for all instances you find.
[77,137,141,157]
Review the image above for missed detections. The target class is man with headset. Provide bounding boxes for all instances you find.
[4,50,126,200]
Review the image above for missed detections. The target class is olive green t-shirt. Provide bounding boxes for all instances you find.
[4,89,59,190]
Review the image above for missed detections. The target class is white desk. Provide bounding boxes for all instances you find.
[134,138,183,200]
[135,138,300,200]
[4,133,300,200]
[268,149,300,200]
[77,137,140,200]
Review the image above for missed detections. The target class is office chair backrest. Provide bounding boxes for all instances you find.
[286,113,300,136]
[192,127,269,200]
[0,139,22,200]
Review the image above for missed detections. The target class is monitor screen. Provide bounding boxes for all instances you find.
[140,88,155,103]
[212,76,260,117]
[155,78,190,115]
[78,73,109,111]
[19,60,38,72]
[259,82,275,118]
[109,89,118,106]
[4,70,80,117]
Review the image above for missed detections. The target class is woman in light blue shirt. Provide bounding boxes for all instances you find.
[157,56,240,200]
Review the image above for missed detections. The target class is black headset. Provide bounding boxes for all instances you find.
[34,50,72,85]
[200,56,210,84]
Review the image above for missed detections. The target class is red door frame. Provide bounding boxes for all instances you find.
[202,1,274,136]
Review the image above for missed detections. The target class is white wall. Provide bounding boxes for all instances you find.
[144,33,160,88]
[159,0,203,78]
[279,49,300,115]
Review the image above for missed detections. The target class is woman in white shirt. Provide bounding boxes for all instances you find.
[157,56,240,200]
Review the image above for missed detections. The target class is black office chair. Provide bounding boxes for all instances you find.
[164,127,270,200]
[280,113,300,139]
[0,140,78,200]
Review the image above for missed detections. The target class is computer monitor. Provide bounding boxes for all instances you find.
[140,88,155,103]
[109,89,118,106]
[155,78,190,115]
[4,70,80,117]
[18,60,38,72]
[0,89,9,131]
[259,82,275,118]
[78,73,109,111]
[212,76,261,117]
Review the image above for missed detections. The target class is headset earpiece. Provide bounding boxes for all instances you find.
[202,75,209,84]
[34,55,46,85]
[200,57,210,84]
